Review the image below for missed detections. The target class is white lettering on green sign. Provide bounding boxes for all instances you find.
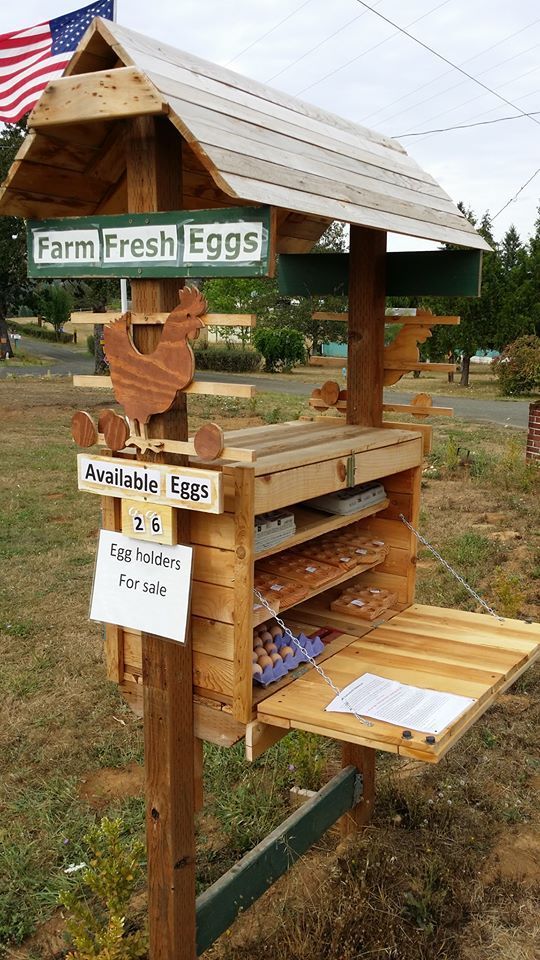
[183,222,263,262]
[102,226,177,262]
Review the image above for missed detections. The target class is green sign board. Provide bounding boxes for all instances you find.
[26,206,273,279]
[278,249,483,298]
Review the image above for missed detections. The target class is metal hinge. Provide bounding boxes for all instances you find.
[346,454,355,487]
[353,772,364,805]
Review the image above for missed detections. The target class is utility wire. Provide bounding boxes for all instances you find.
[493,167,540,220]
[224,0,316,67]
[296,0,453,96]
[360,15,540,125]
[264,0,383,84]
[345,0,540,128]
[374,38,540,130]
[396,110,540,138]
[392,63,540,142]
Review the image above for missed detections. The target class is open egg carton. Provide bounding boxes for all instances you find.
[330,585,398,621]
[254,572,309,610]
[252,620,325,686]
[256,551,338,587]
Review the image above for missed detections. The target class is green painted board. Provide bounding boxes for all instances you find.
[26,206,273,278]
[278,249,483,298]
[195,765,360,955]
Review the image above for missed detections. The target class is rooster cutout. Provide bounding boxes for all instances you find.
[104,286,206,451]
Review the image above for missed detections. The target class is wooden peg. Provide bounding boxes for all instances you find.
[102,411,130,451]
[320,380,340,406]
[310,387,328,410]
[193,423,225,461]
[97,408,117,433]
[71,411,98,447]
[411,393,433,418]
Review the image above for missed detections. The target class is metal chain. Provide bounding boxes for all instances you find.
[399,514,505,623]
[253,588,374,727]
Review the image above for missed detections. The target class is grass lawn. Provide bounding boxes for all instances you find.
[1,378,539,960]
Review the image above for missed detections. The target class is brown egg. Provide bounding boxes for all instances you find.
[264,641,277,654]
[252,662,263,677]
[270,652,282,665]
[280,645,293,658]
[259,631,273,643]
[269,625,283,638]
[257,654,273,669]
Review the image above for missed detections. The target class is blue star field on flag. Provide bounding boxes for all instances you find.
[51,1,115,54]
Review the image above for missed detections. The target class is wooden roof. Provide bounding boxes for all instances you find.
[0,17,489,252]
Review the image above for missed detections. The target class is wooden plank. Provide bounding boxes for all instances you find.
[193,653,233,697]
[354,438,423,485]
[194,738,204,813]
[119,681,246,745]
[193,544,234,587]
[101,496,123,682]
[233,468,255,723]
[245,720,289,761]
[190,512,235,550]
[254,456,349,514]
[312,312,461,326]
[340,744,375,833]
[191,582,234,623]
[347,226,386,427]
[127,116,195,960]
[279,250,485,298]
[195,766,359,956]
[382,403,453,418]
[70,311,256,326]
[384,361,456,373]
[72,374,255,399]
[29,67,167,127]
[382,421,433,455]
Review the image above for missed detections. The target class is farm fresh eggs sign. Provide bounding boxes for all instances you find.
[27,206,273,278]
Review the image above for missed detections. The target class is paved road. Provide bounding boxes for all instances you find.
[1,336,529,428]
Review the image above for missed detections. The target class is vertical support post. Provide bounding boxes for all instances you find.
[347,226,387,427]
[232,467,255,723]
[126,115,196,960]
[340,743,375,833]
[101,496,123,683]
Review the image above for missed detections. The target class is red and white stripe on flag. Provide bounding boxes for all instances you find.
[0,2,115,123]
[0,22,70,124]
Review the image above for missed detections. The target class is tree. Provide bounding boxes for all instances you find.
[35,283,73,339]
[0,121,35,320]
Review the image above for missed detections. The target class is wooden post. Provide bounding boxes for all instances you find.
[126,116,196,960]
[347,226,387,427]
[340,743,375,833]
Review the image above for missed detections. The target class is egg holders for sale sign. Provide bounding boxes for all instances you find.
[90,530,193,643]
[26,205,274,278]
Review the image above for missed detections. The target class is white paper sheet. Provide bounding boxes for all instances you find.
[325,672,476,735]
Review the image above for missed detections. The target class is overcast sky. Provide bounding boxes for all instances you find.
[6,0,540,250]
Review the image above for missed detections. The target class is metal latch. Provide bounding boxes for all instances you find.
[346,454,355,487]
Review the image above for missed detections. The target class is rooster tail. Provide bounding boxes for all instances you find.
[103,314,133,358]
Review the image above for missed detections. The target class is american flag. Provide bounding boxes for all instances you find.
[0,1,116,124]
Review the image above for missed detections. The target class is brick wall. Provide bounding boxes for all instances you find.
[526,401,540,463]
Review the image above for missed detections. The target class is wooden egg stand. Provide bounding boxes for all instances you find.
[1,18,539,959]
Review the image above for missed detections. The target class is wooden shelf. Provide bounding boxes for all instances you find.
[253,557,384,626]
[254,498,390,560]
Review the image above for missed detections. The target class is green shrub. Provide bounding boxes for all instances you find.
[252,326,305,372]
[60,817,147,960]
[194,346,262,372]
[35,283,73,339]
[11,322,73,343]
[87,334,95,356]
[493,335,540,395]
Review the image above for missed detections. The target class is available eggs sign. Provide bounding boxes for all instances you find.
[26,206,273,278]
[77,454,224,514]
[90,530,192,643]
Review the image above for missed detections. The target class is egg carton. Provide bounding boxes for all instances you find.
[256,551,338,587]
[330,586,397,620]
[254,573,308,608]
[252,631,325,686]
[328,533,388,566]
[254,509,296,551]
[304,481,386,516]
[292,541,369,572]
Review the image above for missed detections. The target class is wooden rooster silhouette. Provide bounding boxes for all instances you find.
[104,286,206,450]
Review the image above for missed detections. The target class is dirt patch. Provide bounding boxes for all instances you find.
[79,762,144,809]
[484,826,540,888]
[7,910,66,960]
